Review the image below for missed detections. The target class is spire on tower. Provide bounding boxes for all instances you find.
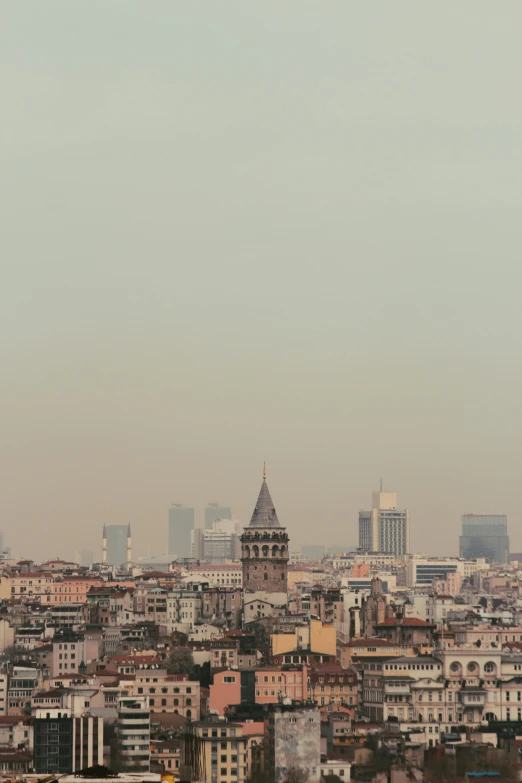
[249,475,280,528]
[102,524,107,537]
[263,462,266,481]
[127,523,132,537]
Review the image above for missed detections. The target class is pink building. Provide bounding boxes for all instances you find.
[47,576,104,604]
[254,665,307,704]
[209,670,241,716]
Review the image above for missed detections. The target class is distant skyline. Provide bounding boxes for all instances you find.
[2,2,522,561]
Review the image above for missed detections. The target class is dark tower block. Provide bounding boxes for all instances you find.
[240,469,289,593]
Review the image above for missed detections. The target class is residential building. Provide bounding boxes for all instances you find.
[117,696,150,770]
[130,673,200,720]
[33,709,103,773]
[52,631,87,677]
[308,664,358,712]
[209,670,256,716]
[8,667,41,715]
[254,665,307,704]
[168,504,195,559]
[189,720,248,783]
[460,514,509,564]
[166,583,204,634]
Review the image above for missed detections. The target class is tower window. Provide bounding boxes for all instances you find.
[264,573,268,580]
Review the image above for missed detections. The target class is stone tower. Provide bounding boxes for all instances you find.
[240,468,289,592]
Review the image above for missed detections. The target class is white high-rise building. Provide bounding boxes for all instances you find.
[358,490,410,556]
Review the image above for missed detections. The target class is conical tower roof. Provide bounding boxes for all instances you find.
[249,478,281,528]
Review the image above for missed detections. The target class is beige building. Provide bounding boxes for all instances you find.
[129,672,200,721]
[189,721,248,783]
[271,618,336,658]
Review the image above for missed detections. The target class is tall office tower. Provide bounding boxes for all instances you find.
[205,502,232,529]
[240,468,289,592]
[460,514,509,564]
[168,503,195,558]
[358,490,410,556]
[103,524,129,565]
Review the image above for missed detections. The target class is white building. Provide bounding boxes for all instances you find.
[118,697,150,770]
[358,491,410,557]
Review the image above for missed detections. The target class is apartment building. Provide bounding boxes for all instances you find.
[254,665,307,704]
[308,664,358,711]
[117,697,150,770]
[190,720,248,783]
[130,672,200,720]
[166,584,203,634]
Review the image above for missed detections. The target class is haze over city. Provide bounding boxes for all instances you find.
[3,2,522,562]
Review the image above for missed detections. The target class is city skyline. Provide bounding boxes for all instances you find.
[3,2,522,561]
[0,474,517,563]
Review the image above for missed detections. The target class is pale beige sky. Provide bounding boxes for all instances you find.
[2,2,522,561]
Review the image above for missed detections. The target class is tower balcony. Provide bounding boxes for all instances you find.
[240,530,288,542]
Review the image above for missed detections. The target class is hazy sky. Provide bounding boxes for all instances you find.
[2,2,522,562]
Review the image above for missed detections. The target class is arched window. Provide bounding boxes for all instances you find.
[484,662,496,674]
[253,545,259,558]
[281,572,285,580]
[262,545,269,557]
[244,545,250,558]
[485,712,497,722]
[272,545,279,557]
[280,545,286,555]
[264,572,268,580]
[186,709,191,718]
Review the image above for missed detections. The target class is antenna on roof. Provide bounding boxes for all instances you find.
[380,477,383,492]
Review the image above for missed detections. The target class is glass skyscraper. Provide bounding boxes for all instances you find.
[459,514,509,564]
[105,525,129,565]
[168,504,195,558]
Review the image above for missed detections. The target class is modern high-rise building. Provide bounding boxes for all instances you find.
[459,514,509,564]
[358,490,410,557]
[103,524,131,565]
[205,502,232,529]
[168,504,195,558]
[192,519,241,563]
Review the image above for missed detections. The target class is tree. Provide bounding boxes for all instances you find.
[166,646,194,675]
[285,768,309,783]
[191,661,211,689]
